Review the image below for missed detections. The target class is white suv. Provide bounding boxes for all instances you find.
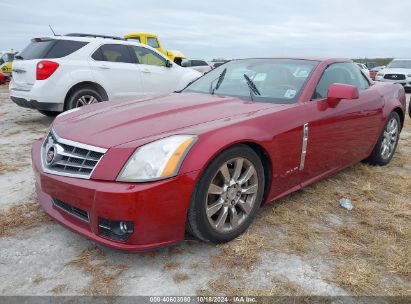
[375,58,411,91]
[10,34,201,116]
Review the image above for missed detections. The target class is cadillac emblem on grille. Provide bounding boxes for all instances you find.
[44,136,63,166]
[46,146,55,164]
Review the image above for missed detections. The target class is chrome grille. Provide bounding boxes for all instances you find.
[41,129,107,179]
[384,74,406,80]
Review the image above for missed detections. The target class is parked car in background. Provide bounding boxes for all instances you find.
[364,61,378,70]
[0,72,8,85]
[31,57,406,251]
[375,59,411,91]
[9,34,201,116]
[124,32,186,65]
[356,63,370,78]
[0,51,16,75]
[369,66,385,81]
[182,59,213,73]
[211,61,229,68]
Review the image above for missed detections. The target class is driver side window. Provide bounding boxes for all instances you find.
[313,62,370,99]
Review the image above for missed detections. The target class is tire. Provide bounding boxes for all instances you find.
[408,97,411,118]
[364,111,401,166]
[38,110,59,117]
[65,88,102,110]
[186,144,265,244]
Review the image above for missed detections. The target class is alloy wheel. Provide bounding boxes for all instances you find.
[75,95,99,107]
[380,117,399,160]
[205,157,259,233]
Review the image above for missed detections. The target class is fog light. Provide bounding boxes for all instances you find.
[119,222,129,234]
[98,218,134,242]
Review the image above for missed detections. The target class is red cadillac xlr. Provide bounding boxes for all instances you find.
[32,58,406,251]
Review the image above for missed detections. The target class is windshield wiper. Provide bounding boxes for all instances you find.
[243,74,260,101]
[210,68,227,95]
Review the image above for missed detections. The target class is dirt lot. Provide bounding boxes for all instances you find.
[0,84,410,297]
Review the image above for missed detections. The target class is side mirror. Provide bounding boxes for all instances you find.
[327,83,359,107]
[165,60,173,68]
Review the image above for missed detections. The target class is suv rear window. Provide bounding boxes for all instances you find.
[18,39,88,60]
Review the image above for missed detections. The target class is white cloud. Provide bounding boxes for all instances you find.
[1,0,410,59]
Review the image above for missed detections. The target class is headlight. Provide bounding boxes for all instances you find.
[407,74,411,77]
[377,72,384,76]
[117,135,198,182]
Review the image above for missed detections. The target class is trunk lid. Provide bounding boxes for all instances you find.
[11,59,39,90]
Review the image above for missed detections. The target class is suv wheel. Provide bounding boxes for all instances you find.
[66,88,102,110]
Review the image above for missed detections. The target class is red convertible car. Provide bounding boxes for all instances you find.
[32,57,406,251]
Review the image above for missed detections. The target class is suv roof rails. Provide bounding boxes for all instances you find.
[65,33,125,40]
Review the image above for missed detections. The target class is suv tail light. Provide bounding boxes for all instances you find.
[36,61,59,80]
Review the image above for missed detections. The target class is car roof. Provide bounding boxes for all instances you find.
[187,59,208,61]
[31,35,151,47]
[124,32,157,37]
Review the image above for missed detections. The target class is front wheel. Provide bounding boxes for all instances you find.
[364,111,401,166]
[186,145,265,244]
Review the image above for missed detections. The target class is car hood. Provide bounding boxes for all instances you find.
[52,93,276,148]
[382,68,411,74]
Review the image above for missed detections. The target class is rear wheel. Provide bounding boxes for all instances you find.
[65,88,102,110]
[364,112,400,166]
[186,145,265,243]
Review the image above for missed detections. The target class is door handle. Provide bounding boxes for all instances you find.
[99,66,110,69]
[141,69,151,73]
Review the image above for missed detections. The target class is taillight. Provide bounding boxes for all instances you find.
[36,61,59,80]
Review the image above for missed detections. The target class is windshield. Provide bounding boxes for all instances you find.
[183,59,319,104]
[387,60,411,69]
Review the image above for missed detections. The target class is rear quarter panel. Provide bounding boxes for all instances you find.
[374,82,406,128]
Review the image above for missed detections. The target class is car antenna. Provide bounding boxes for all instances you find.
[49,24,57,36]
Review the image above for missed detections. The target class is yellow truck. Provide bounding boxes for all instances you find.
[0,51,16,75]
[124,32,185,65]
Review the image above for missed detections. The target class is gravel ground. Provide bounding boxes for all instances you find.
[0,84,409,297]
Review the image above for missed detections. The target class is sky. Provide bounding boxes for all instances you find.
[1,0,411,60]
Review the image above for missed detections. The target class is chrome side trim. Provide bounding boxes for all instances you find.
[299,123,309,171]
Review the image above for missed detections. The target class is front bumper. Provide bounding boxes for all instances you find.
[32,139,199,251]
